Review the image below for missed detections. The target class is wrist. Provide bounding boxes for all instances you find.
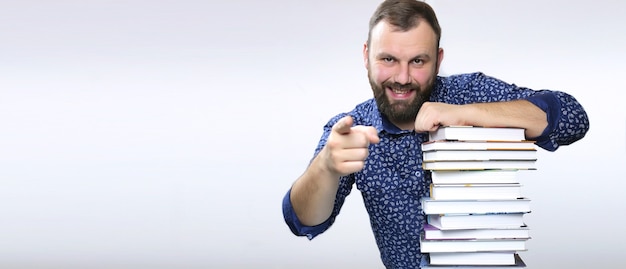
[311,148,342,181]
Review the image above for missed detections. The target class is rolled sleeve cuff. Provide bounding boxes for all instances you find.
[524,91,560,151]
[282,188,333,240]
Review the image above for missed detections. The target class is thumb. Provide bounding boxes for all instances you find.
[332,115,353,135]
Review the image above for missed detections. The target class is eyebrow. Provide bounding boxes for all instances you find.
[412,54,431,62]
[376,52,432,62]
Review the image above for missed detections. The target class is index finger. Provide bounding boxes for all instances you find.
[332,115,353,135]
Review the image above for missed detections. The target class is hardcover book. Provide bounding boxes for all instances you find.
[422,140,536,151]
[423,150,537,162]
[421,197,531,215]
[429,170,520,184]
[428,213,526,230]
[420,236,527,253]
[423,160,537,170]
[428,251,517,265]
[428,126,526,142]
[429,183,523,200]
[423,223,530,240]
[420,253,527,268]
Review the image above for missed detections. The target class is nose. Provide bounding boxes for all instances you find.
[394,63,411,84]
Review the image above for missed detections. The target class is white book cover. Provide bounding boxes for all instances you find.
[430,170,519,184]
[423,150,537,162]
[420,253,527,268]
[430,183,523,200]
[428,126,526,142]
[423,160,537,170]
[421,197,531,215]
[422,140,537,151]
[423,223,530,240]
[420,237,528,253]
[428,251,517,265]
[428,213,526,230]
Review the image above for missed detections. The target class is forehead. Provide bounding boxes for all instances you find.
[369,19,438,56]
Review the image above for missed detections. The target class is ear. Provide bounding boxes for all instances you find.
[435,47,444,74]
[363,42,369,69]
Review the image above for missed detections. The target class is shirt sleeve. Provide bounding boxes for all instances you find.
[282,188,334,240]
[523,90,589,151]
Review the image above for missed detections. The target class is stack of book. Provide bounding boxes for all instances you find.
[419,126,537,269]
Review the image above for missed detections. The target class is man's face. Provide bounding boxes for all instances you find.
[365,19,442,127]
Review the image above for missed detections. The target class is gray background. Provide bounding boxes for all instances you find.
[1,0,624,268]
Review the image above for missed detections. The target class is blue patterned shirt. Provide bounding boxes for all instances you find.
[282,72,589,269]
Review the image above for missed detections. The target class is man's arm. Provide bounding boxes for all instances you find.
[414,99,547,139]
[419,73,589,149]
[290,116,380,226]
[289,150,342,226]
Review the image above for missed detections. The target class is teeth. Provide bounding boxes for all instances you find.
[392,88,409,94]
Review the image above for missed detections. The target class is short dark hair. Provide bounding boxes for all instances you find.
[367,0,441,48]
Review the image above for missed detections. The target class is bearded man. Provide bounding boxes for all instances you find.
[282,1,589,268]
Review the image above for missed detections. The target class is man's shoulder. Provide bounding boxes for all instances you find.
[353,98,377,113]
[434,72,489,97]
[437,72,485,85]
[352,99,381,123]
[325,99,380,126]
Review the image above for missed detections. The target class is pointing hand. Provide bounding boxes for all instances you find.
[321,116,380,176]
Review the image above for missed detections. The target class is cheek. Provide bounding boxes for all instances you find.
[371,65,393,83]
[411,69,435,85]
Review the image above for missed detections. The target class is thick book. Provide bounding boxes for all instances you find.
[430,183,523,200]
[428,213,526,230]
[423,160,537,170]
[430,170,519,184]
[420,236,527,253]
[422,140,536,151]
[423,223,530,240]
[423,150,537,162]
[421,197,531,215]
[428,126,526,142]
[420,253,526,268]
[428,251,517,265]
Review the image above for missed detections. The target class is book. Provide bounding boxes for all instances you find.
[423,223,530,240]
[428,126,526,142]
[422,160,537,170]
[430,183,523,200]
[420,236,527,253]
[421,197,531,215]
[430,170,519,184]
[428,251,517,265]
[423,150,537,162]
[428,213,526,230]
[422,140,536,151]
[420,253,527,268]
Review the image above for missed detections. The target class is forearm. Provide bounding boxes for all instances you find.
[461,99,547,139]
[290,150,341,226]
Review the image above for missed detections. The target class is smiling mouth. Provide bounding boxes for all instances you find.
[387,86,415,98]
[390,87,412,94]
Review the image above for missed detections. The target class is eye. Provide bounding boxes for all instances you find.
[382,57,395,63]
[412,58,424,65]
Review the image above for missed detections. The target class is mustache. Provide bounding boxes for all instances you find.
[381,81,420,91]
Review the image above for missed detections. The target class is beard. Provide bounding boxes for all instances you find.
[369,70,435,126]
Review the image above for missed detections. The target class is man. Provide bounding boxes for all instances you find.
[282,0,589,268]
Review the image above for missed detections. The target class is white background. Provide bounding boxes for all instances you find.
[1,0,625,268]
